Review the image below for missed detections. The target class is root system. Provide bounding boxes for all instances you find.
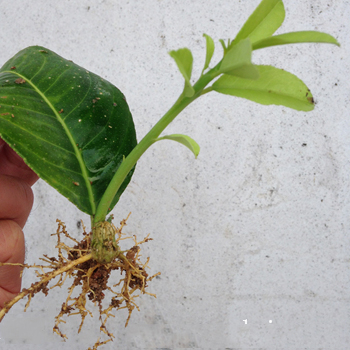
[0,214,159,349]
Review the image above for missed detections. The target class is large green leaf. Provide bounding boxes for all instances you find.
[252,31,340,50]
[234,0,285,44]
[0,46,137,216]
[212,65,315,111]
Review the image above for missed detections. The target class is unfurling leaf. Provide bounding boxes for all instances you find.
[234,0,285,44]
[252,31,340,50]
[0,46,137,215]
[219,39,228,53]
[202,33,215,73]
[169,48,195,97]
[212,65,315,111]
[219,38,259,79]
[156,134,200,159]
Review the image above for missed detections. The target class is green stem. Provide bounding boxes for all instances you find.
[94,65,221,223]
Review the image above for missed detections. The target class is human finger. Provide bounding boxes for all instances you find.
[0,175,34,228]
[0,220,25,308]
[0,138,38,186]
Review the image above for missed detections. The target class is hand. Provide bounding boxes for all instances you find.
[0,138,38,308]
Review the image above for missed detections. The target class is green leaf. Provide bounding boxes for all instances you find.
[235,0,285,44]
[212,65,315,111]
[219,38,260,79]
[252,31,340,50]
[156,134,200,159]
[0,46,137,216]
[202,33,215,73]
[169,48,195,97]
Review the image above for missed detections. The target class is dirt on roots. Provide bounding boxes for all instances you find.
[0,214,160,350]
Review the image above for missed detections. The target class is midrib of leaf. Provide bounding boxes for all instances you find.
[5,69,96,214]
[2,132,83,196]
[236,1,283,44]
[249,5,280,42]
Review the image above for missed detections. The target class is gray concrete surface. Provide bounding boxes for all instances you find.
[0,0,349,349]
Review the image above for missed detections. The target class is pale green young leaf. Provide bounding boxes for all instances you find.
[252,31,340,50]
[235,0,285,44]
[202,33,215,73]
[212,65,315,111]
[219,38,259,79]
[169,48,195,97]
[156,134,200,159]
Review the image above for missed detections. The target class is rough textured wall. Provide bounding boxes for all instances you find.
[0,0,349,348]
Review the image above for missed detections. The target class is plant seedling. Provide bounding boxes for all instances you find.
[0,0,339,348]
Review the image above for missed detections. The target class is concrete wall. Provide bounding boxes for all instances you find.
[0,0,349,348]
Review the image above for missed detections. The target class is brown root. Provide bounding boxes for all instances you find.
[0,214,160,349]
